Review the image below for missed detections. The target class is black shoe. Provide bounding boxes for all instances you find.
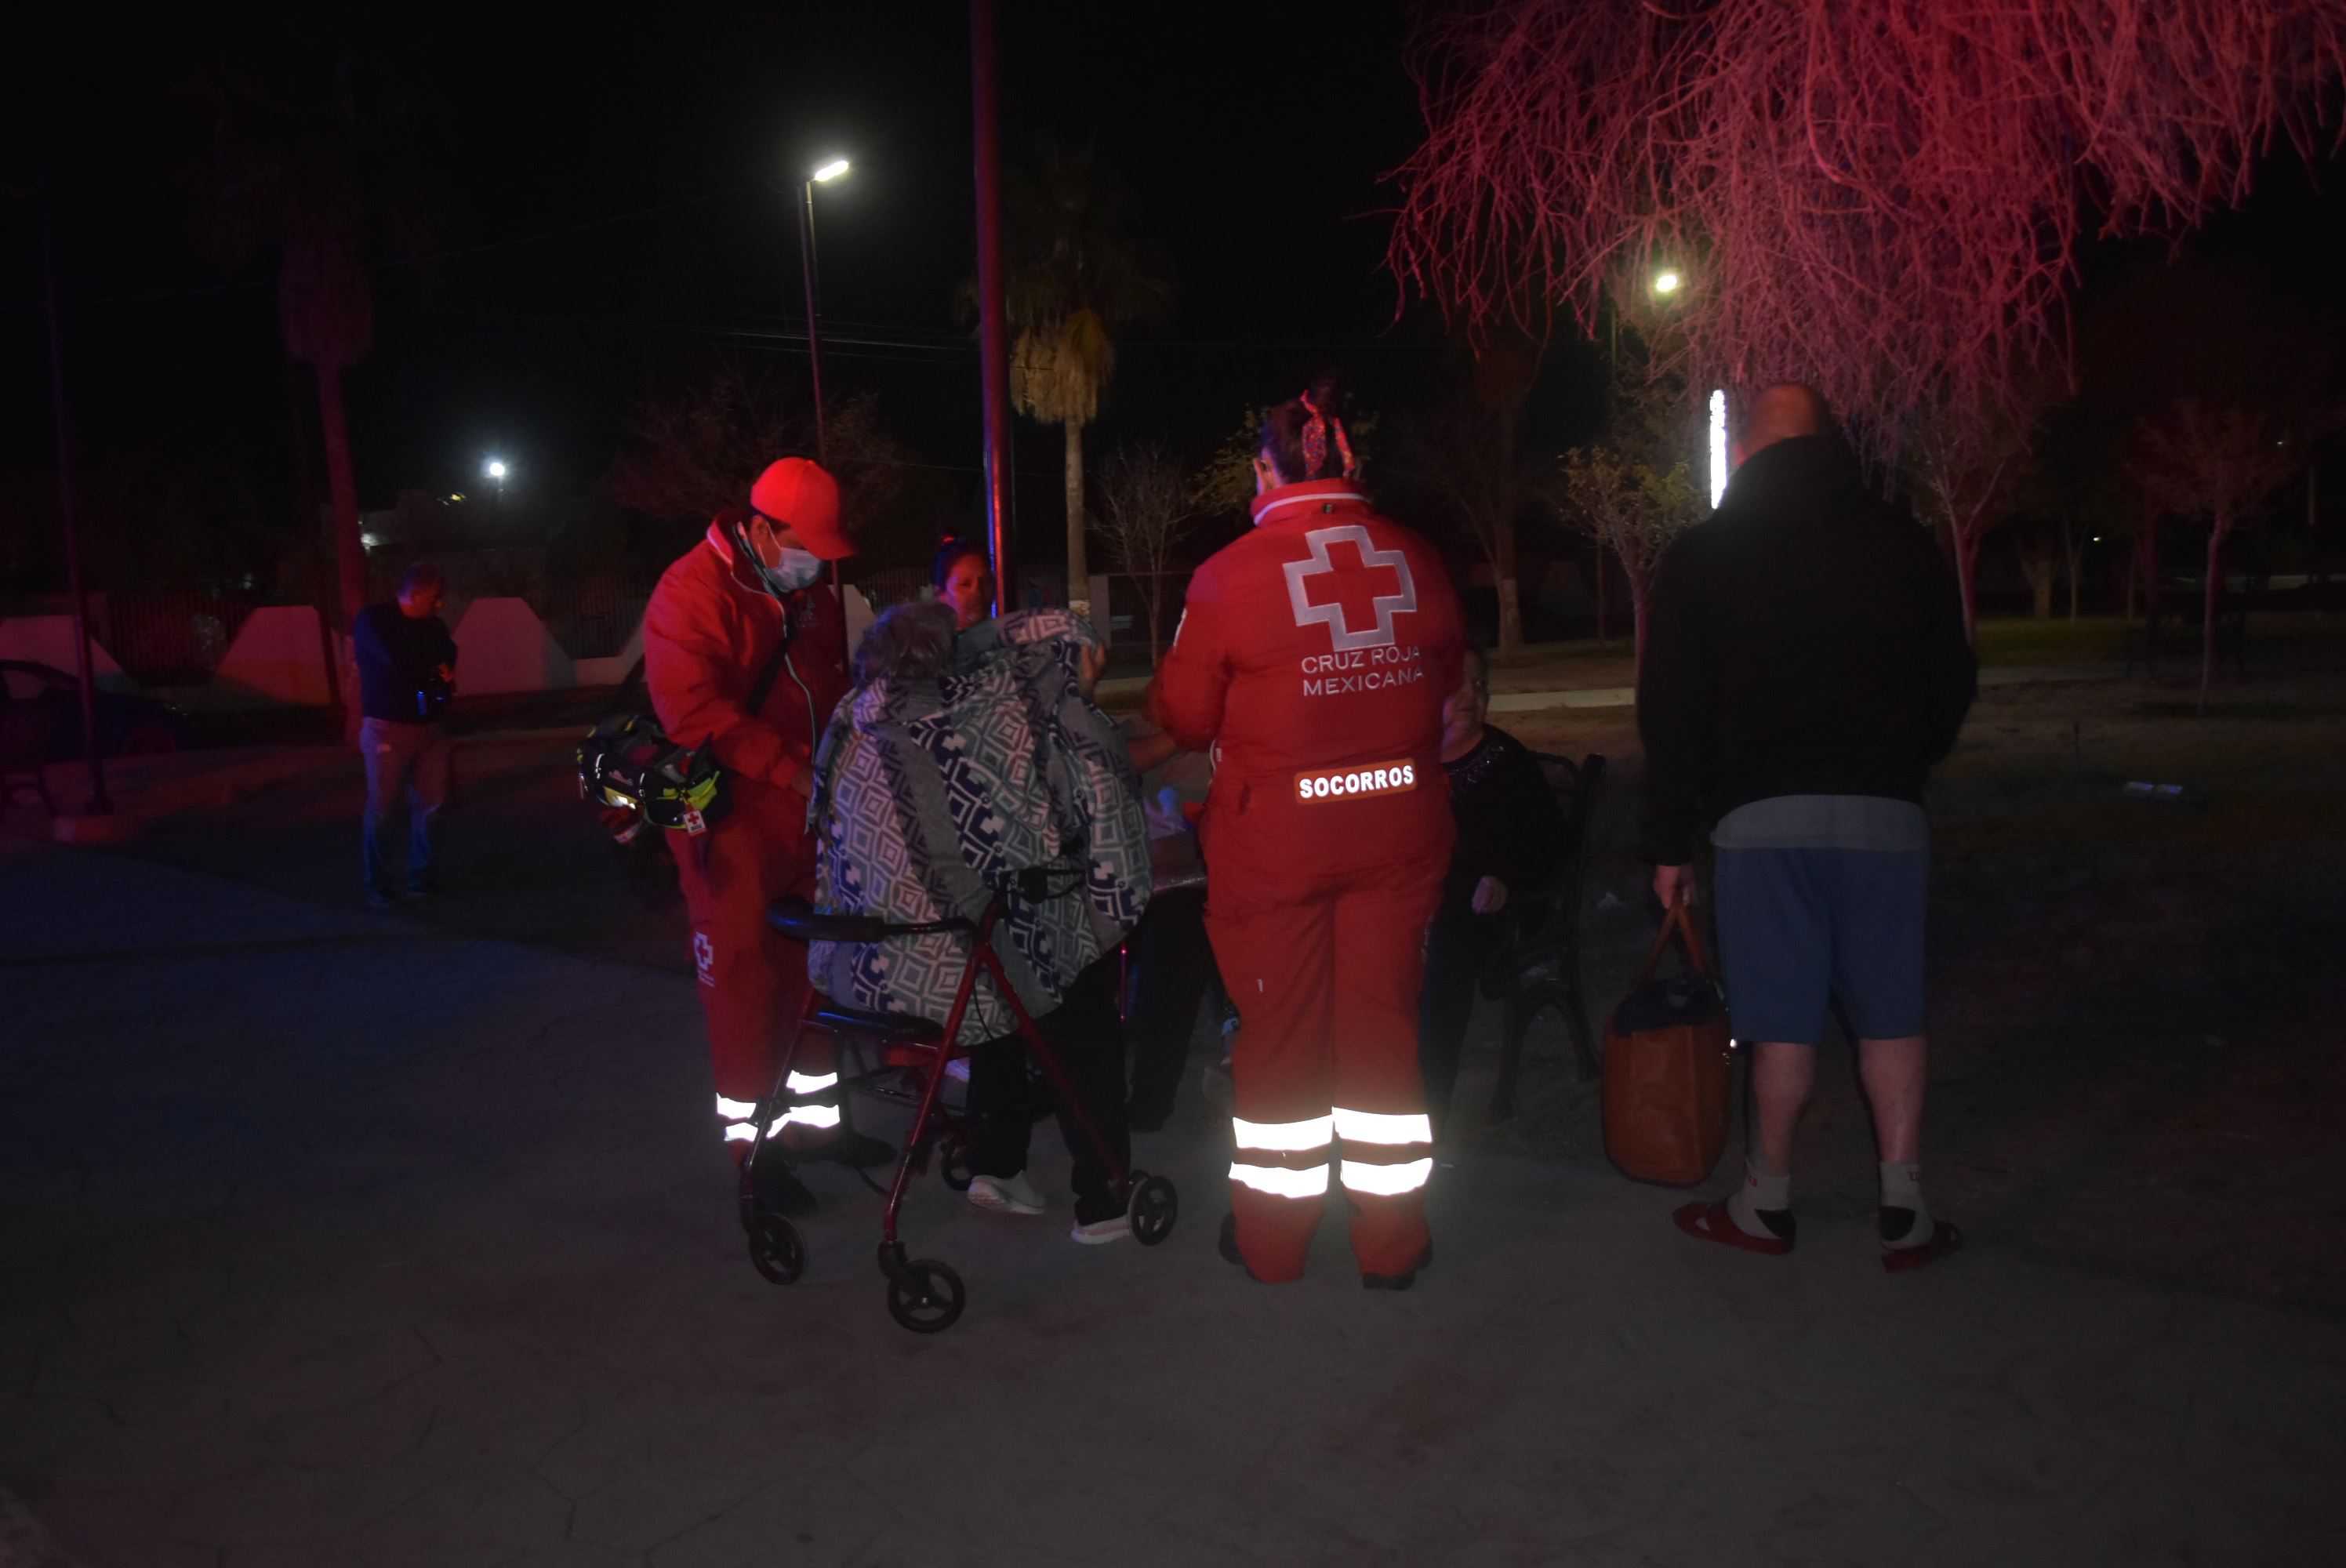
[749,1152,817,1218]
[365,888,397,913]
[797,1127,896,1169]
[1362,1243,1434,1292]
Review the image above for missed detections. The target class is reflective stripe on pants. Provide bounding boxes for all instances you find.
[1208,861,1445,1282]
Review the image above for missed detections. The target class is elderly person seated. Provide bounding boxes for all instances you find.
[1421,646,1567,1135]
[804,600,1153,1243]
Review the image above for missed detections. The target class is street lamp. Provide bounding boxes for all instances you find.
[1652,268,1683,296]
[797,157,850,466]
[484,458,507,506]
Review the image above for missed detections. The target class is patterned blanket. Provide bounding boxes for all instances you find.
[804,611,1152,1043]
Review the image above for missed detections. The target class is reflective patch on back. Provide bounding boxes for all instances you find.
[1291,760,1419,804]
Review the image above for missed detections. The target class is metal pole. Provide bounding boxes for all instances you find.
[40,179,111,815]
[797,180,829,468]
[798,176,852,667]
[971,0,1014,616]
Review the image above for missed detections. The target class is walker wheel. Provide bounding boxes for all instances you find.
[1130,1173,1178,1247]
[747,1214,805,1285]
[886,1259,966,1334]
[939,1136,974,1193]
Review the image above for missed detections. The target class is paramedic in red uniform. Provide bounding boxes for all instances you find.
[1146,382,1465,1288]
[644,456,884,1216]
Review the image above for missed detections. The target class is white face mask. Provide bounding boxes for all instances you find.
[740,517,823,595]
[761,546,823,593]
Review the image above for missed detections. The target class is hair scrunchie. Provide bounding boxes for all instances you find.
[1298,389,1357,480]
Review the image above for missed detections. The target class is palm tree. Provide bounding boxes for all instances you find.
[999,147,1171,613]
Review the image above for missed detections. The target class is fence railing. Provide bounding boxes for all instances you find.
[89,593,267,686]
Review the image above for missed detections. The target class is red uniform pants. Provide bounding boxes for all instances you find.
[1206,855,1445,1282]
[668,786,837,1151]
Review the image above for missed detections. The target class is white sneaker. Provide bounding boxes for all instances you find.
[1070,1210,1133,1245]
[967,1172,1045,1215]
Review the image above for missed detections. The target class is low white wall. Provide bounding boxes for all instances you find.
[0,615,129,688]
[452,597,576,695]
[212,606,336,706]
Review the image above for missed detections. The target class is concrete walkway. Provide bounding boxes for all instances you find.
[1106,660,2127,717]
[3,844,2341,1566]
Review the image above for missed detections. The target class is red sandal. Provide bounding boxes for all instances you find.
[1881,1219,1963,1273]
[1672,1200,1794,1257]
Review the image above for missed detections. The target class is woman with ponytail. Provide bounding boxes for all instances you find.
[1145,378,1465,1289]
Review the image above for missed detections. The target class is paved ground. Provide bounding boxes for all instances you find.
[7,665,2346,1565]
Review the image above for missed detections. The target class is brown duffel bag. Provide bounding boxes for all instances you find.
[1602,897,1734,1186]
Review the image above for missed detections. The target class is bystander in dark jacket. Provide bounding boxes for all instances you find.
[354,563,458,906]
[1638,433,1974,865]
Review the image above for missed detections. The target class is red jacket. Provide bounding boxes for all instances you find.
[1148,480,1465,898]
[644,522,851,813]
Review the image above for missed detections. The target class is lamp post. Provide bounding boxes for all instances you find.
[484,458,507,508]
[797,158,849,467]
[971,0,1013,615]
[798,157,852,662]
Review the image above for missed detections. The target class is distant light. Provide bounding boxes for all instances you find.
[811,158,851,183]
[485,459,507,481]
[1708,389,1729,509]
[1653,270,1683,296]
[2092,535,2102,543]
[361,532,383,549]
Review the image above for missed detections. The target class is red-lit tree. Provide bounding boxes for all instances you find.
[2129,399,2312,710]
[1551,349,1709,673]
[1387,2,2346,463]
[1095,441,1199,666]
[1906,387,2039,642]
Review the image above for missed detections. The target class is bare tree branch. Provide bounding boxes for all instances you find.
[1387,1,2346,463]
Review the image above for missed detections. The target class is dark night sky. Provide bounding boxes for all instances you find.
[6,2,2344,587]
[6,2,1431,549]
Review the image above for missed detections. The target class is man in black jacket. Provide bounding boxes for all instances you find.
[354,563,458,909]
[1640,385,1974,1271]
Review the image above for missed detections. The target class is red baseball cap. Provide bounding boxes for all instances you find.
[748,457,852,560]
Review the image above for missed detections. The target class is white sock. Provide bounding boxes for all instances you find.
[1879,1161,1932,1247]
[1726,1160,1792,1240]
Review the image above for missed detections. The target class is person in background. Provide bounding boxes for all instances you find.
[808,601,1152,1241]
[1641,383,1974,1272]
[1418,645,1566,1135]
[354,562,458,910]
[933,539,994,632]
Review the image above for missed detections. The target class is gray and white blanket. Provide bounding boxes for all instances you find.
[804,611,1151,1044]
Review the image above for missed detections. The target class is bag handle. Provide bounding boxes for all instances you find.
[1633,891,1717,988]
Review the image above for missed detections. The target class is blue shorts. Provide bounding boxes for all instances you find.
[1712,846,1929,1044]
